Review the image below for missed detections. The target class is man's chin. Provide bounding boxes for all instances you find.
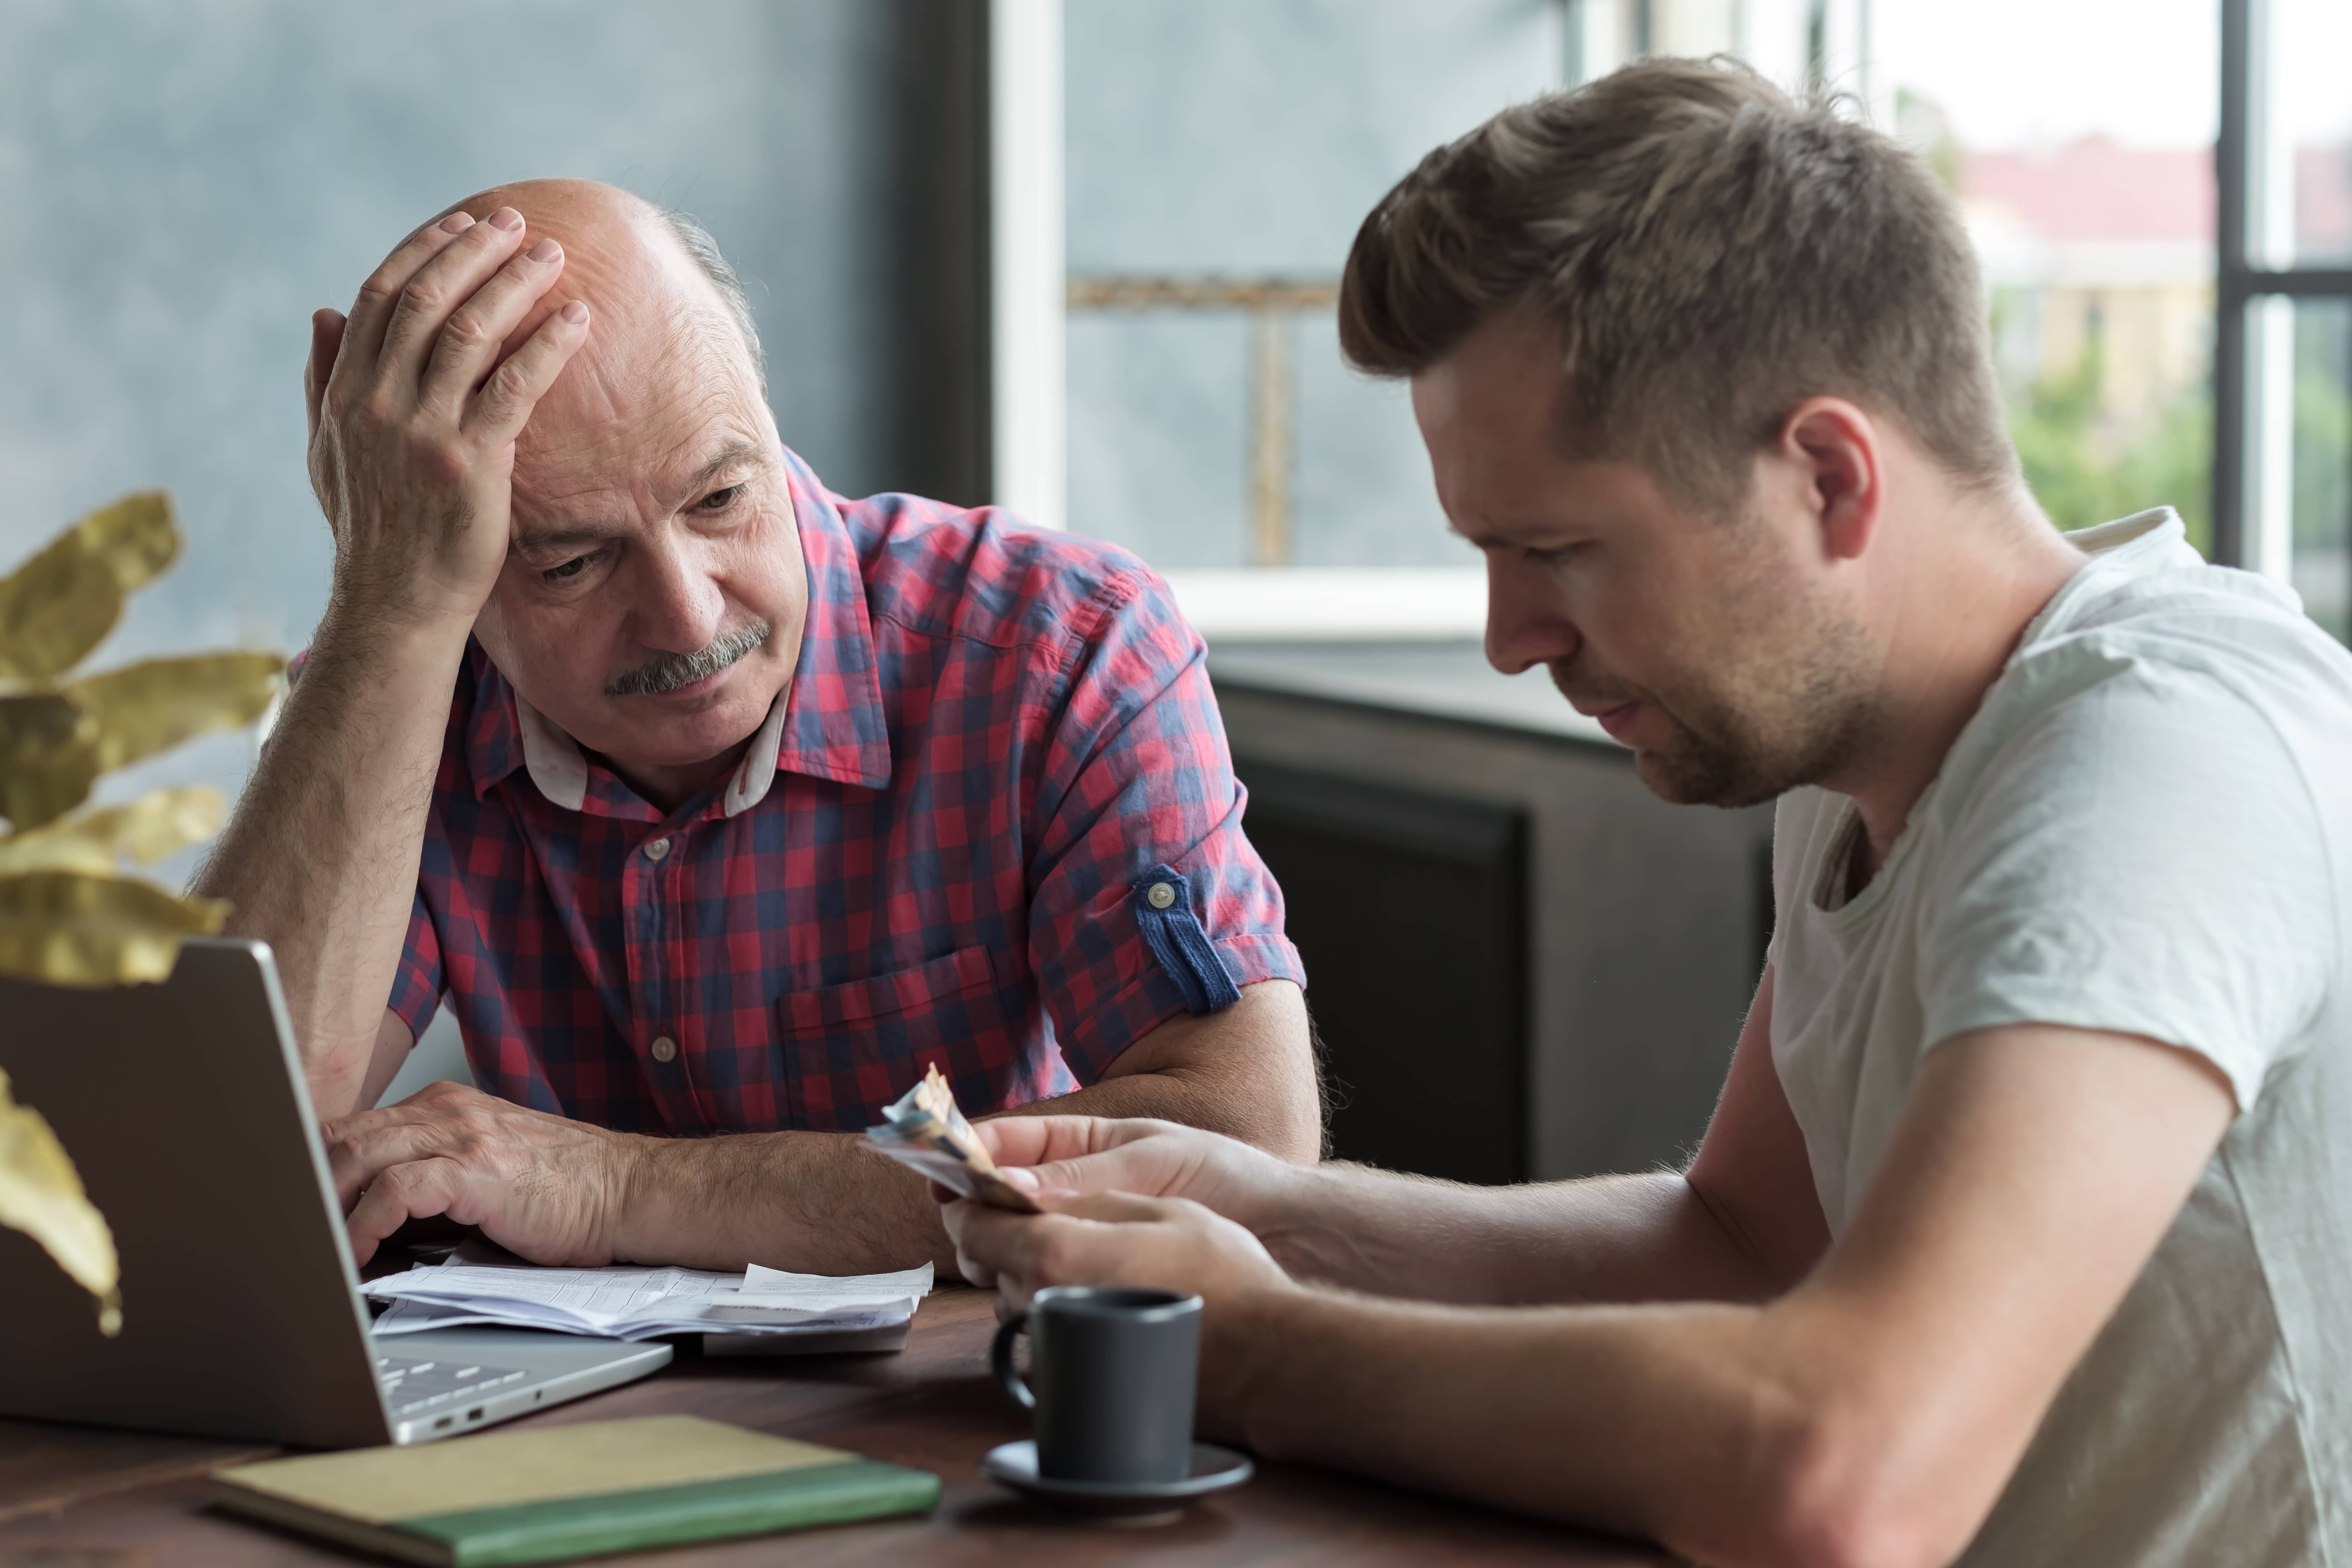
[575,678,781,770]
[1630,742,1788,811]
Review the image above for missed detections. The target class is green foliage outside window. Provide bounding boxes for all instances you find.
[2005,334,2215,556]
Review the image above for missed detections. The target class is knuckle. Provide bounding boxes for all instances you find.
[400,277,449,315]
[483,358,533,405]
[441,309,492,349]
[356,276,401,307]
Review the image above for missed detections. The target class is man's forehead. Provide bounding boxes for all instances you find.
[510,425,776,541]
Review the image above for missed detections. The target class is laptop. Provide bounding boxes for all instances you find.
[0,937,668,1447]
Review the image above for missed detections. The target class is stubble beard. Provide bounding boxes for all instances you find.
[1552,581,1877,811]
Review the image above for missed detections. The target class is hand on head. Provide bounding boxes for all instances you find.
[937,1116,1296,1310]
[307,205,589,632]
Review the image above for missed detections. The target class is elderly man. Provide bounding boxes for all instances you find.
[196,180,1317,1275]
[942,60,2352,1568]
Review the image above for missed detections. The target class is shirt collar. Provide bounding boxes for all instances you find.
[463,447,892,812]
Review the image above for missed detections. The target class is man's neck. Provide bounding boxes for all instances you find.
[602,737,755,816]
[1829,494,2086,875]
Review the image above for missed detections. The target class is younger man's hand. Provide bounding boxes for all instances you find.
[961,1114,1299,1230]
[943,1188,1291,1310]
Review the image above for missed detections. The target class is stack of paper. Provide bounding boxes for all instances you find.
[363,1257,934,1343]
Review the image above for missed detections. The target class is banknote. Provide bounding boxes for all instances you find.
[864,1064,1043,1212]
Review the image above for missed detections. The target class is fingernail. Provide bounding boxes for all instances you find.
[488,207,524,232]
[1002,1167,1040,1193]
[440,212,475,234]
[560,301,589,324]
[528,238,561,263]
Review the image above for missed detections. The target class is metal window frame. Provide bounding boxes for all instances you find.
[2212,0,2352,572]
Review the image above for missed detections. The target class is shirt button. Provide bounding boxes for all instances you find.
[650,1035,678,1064]
[1145,881,1178,910]
[643,838,671,862]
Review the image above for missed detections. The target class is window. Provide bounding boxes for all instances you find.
[992,2,2342,643]
[2217,0,2352,641]
[995,0,1877,639]
[1879,0,2219,555]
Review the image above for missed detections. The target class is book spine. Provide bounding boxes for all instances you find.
[403,1462,942,1567]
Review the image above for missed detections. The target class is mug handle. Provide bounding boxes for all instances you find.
[990,1310,1035,1410]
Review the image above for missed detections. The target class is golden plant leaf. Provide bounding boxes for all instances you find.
[0,1066,120,1334]
[70,652,284,775]
[0,493,179,683]
[0,689,101,832]
[0,869,226,988]
[0,786,227,876]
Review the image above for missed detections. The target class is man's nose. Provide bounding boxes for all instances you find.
[1482,553,1580,675]
[628,532,727,654]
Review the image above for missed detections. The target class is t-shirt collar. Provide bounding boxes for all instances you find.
[464,445,893,813]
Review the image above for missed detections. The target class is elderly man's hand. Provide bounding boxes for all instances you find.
[324,1080,640,1267]
[305,206,589,631]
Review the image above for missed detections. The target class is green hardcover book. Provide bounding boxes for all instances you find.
[211,1415,939,1566]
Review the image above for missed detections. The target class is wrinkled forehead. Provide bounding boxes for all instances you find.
[510,289,771,516]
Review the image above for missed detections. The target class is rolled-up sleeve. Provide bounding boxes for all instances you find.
[1023,568,1305,1082]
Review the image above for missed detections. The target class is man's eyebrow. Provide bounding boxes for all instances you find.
[511,521,624,555]
[511,443,775,555]
[680,440,772,499]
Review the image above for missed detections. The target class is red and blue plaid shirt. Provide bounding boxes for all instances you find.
[387,449,1303,1135]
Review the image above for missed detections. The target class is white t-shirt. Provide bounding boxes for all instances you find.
[1769,509,2352,1567]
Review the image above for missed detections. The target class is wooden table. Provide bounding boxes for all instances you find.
[0,1286,1667,1565]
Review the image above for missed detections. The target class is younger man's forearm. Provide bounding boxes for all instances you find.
[1251,1166,1789,1307]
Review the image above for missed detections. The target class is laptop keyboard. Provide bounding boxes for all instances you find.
[377,1355,528,1417]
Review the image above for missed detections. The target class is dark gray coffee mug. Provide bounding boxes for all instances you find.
[990,1286,1203,1483]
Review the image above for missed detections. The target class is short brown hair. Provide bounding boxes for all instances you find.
[1339,57,2015,508]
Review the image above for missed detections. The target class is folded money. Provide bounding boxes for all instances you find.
[865,1065,1043,1212]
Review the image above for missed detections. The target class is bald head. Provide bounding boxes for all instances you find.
[433,179,763,395]
[431,180,807,802]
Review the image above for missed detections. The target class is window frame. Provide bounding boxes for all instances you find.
[2212,0,2352,582]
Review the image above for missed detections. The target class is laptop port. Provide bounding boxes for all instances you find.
[434,1416,452,1430]
[467,1408,484,1421]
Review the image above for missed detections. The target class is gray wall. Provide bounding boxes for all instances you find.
[0,1,983,1102]
[0,5,983,715]
[0,0,984,865]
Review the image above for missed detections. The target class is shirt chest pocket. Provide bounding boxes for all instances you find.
[773,944,1025,1131]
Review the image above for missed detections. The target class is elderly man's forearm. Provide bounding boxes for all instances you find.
[610,1060,1322,1275]
[196,617,471,1114]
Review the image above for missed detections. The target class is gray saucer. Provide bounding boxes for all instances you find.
[979,1440,1254,1523]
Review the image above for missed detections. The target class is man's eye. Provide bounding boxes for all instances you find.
[1526,542,1588,566]
[695,485,744,512]
[542,555,594,582]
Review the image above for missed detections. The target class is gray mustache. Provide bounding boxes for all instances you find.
[605,618,773,698]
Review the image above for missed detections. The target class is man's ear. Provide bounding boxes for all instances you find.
[1781,398,1884,563]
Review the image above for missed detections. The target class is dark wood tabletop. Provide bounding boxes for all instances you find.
[0,1285,1668,1565]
